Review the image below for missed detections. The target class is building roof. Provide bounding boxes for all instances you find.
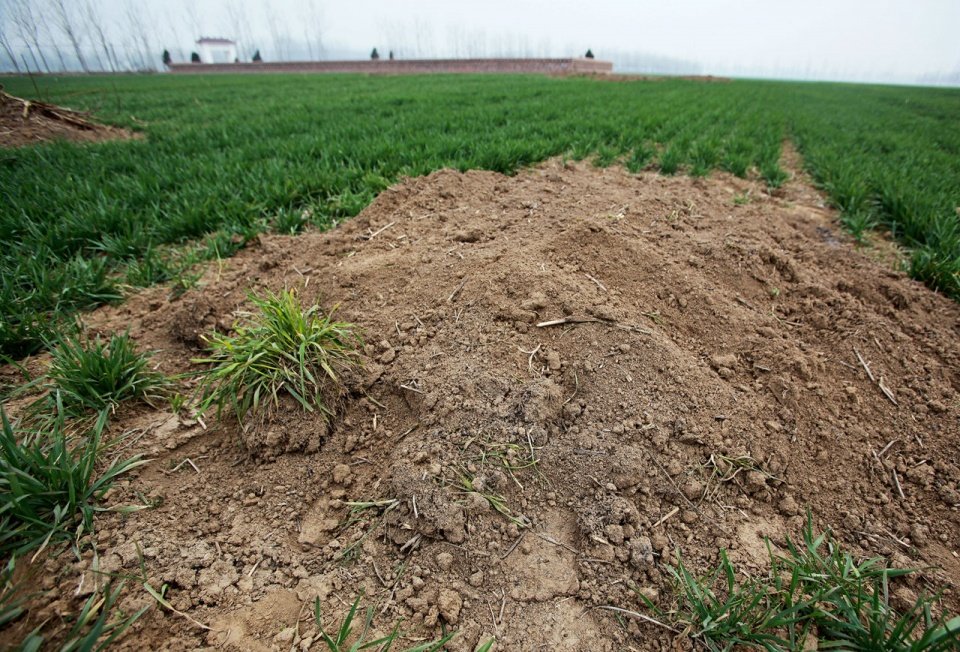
[196,37,235,45]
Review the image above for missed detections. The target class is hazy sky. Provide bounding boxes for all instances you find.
[2,0,958,83]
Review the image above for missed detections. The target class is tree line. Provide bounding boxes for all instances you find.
[0,0,325,73]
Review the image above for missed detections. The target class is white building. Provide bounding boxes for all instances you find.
[196,38,237,64]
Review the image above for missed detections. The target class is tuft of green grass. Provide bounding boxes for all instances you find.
[643,515,960,651]
[26,331,171,422]
[458,473,531,528]
[626,143,655,173]
[57,581,149,652]
[842,211,880,245]
[760,161,790,188]
[721,143,753,178]
[0,557,26,631]
[123,246,176,288]
[12,580,149,651]
[194,289,362,426]
[593,145,619,168]
[909,246,960,299]
[822,162,872,215]
[0,253,123,360]
[690,140,720,178]
[658,146,682,175]
[273,207,311,235]
[0,406,148,558]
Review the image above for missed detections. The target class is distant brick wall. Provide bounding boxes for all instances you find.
[167,58,613,75]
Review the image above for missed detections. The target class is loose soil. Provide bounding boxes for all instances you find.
[3,155,959,651]
[0,89,139,148]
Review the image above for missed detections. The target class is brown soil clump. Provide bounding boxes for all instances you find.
[0,89,140,147]
[3,157,958,650]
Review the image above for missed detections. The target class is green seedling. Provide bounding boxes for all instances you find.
[315,592,468,652]
[463,436,540,490]
[338,499,400,562]
[641,514,960,651]
[0,406,148,559]
[458,473,530,528]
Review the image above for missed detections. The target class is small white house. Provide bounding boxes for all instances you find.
[196,38,237,64]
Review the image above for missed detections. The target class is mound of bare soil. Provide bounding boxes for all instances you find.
[0,89,139,147]
[4,156,959,650]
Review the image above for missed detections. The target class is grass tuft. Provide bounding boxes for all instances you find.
[841,211,881,245]
[273,207,311,235]
[0,407,148,559]
[26,331,171,422]
[644,514,960,651]
[658,146,682,175]
[194,289,362,426]
[57,581,149,652]
[0,558,26,630]
[760,161,790,188]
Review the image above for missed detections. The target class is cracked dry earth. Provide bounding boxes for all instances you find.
[3,155,959,651]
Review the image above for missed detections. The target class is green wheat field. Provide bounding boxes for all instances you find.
[2,73,959,358]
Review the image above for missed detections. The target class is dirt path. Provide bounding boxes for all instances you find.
[4,157,958,650]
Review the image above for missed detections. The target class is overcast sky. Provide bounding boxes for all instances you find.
[2,0,958,83]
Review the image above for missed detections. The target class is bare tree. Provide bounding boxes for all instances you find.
[10,0,52,72]
[378,19,403,60]
[122,0,155,71]
[263,2,289,60]
[182,0,202,40]
[225,1,254,60]
[411,18,434,58]
[465,28,487,58]
[446,25,464,59]
[304,0,324,60]
[159,9,187,63]
[0,20,22,73]
[83,0,116,71]
[52,43,68,71]
[38,1,70,72]
[50,0,89,72]
[109,43,126,72]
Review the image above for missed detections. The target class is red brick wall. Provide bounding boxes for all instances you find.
[167,58,613,75]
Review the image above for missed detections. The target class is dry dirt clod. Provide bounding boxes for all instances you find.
[332,463,352,484]
[379,347,397,364]
[778,495,801,516]
[436,552,453,571]
[438,588,463,624]
[744,471,768,494]
[545,350,562,371]
[682,480,704,501]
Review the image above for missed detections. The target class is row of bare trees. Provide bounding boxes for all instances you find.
[375,19,560,61]
[1,0,160,73]
[2,0,623,74]
[0,0,326,73]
